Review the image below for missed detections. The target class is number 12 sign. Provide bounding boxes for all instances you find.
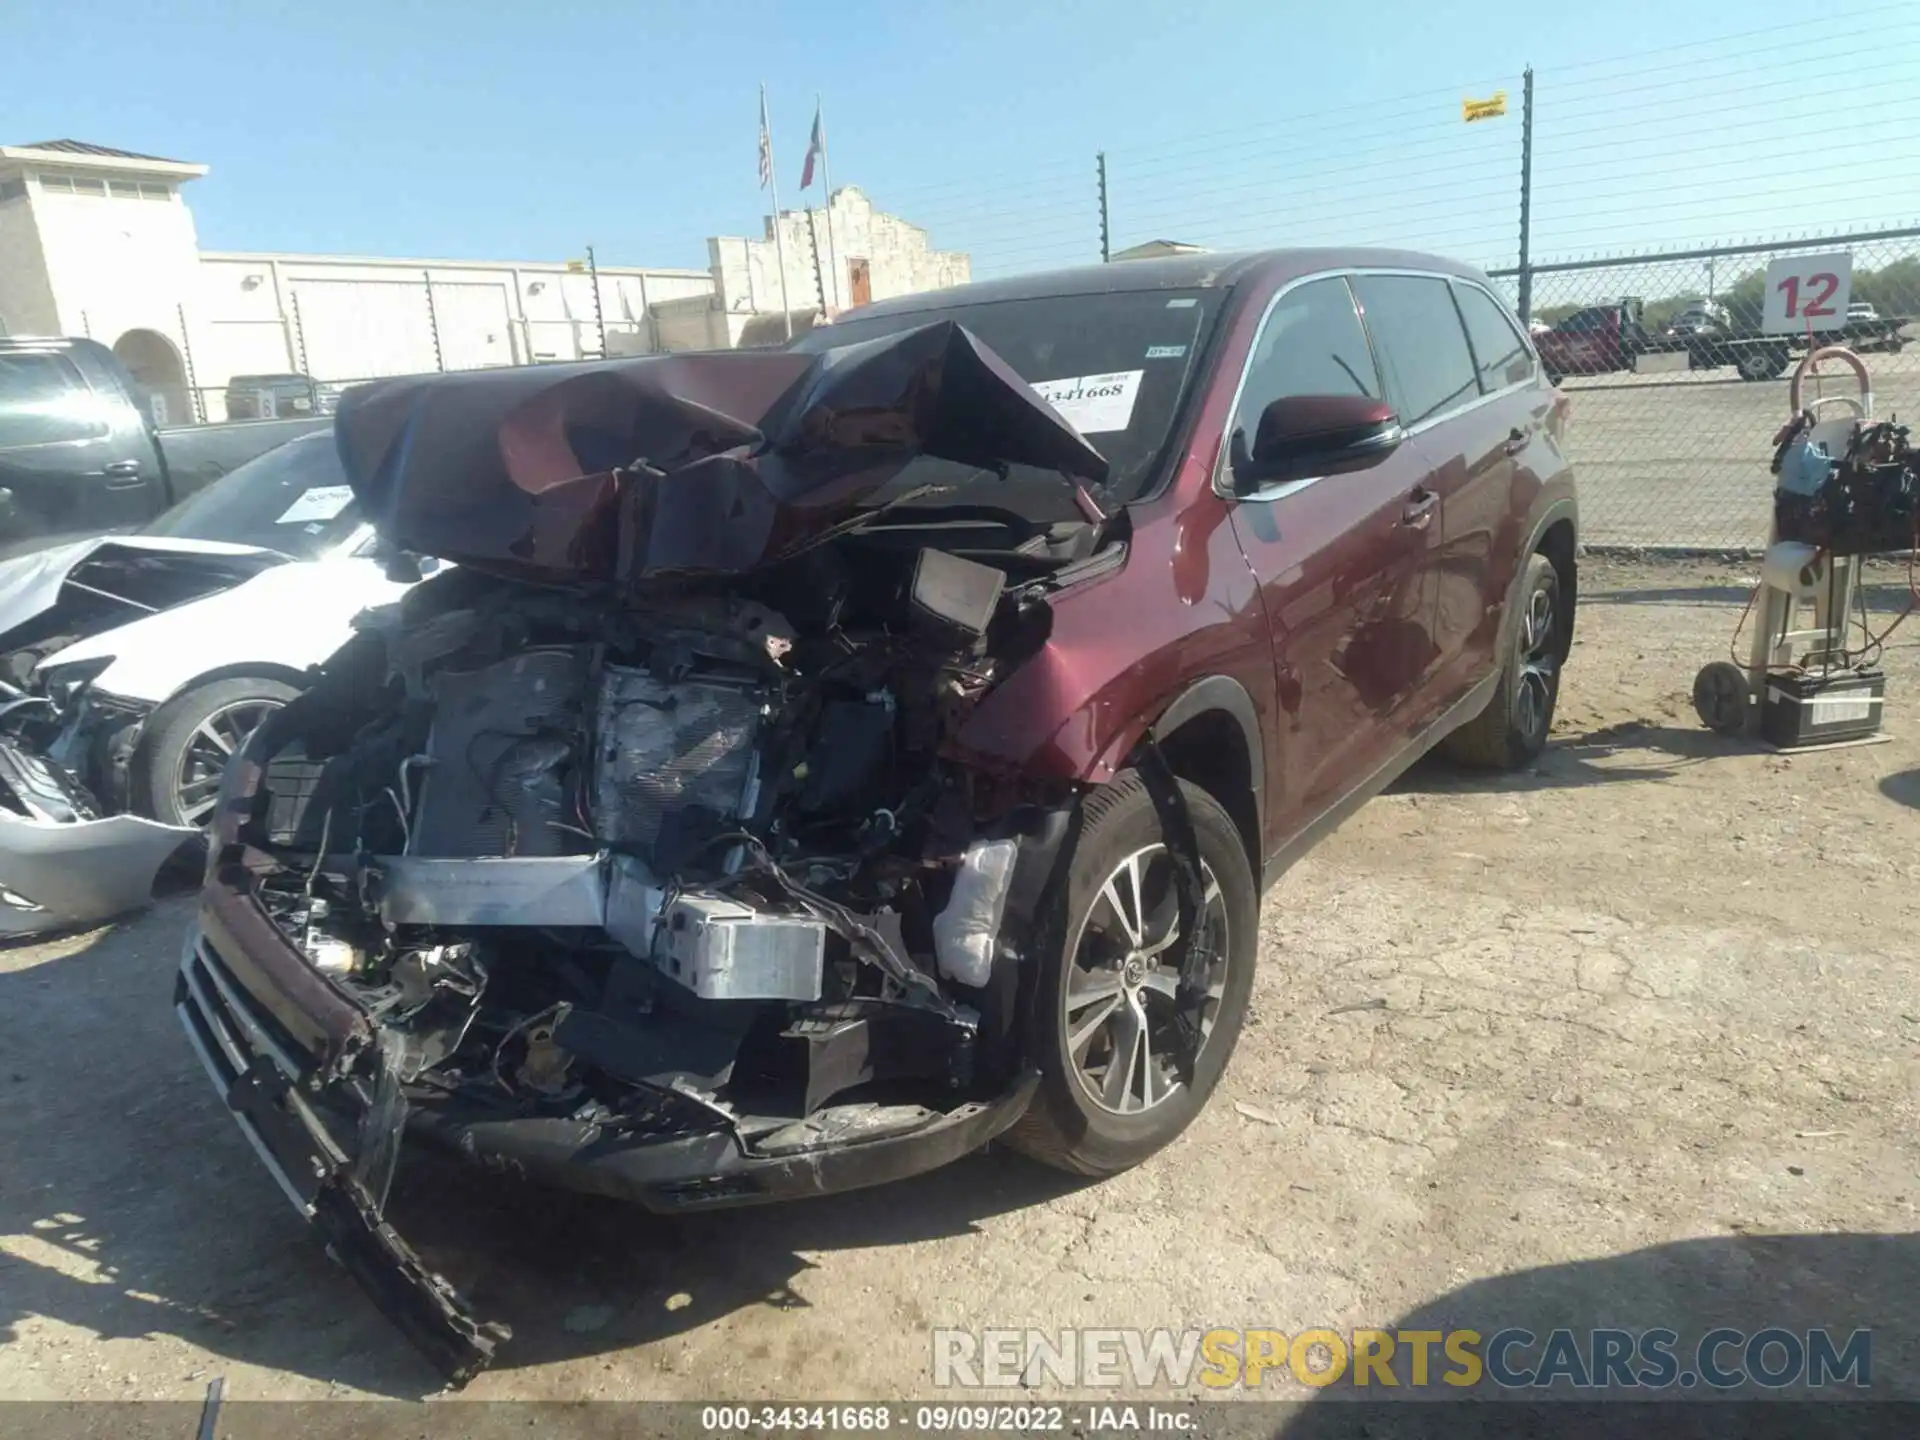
[1762,251,1853,334]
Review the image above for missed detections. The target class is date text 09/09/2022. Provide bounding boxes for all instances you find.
[701,1405,1195,1433]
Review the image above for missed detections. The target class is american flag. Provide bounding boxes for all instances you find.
[757,89,773,189]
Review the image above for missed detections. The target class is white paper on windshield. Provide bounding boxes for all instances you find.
[1031,370,1143,435]
[276,485,354,525]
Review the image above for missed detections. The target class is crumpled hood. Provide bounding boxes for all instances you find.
[333,320,1110,585]
[0,535,285,662]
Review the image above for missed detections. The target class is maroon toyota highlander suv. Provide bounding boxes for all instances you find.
[176,248,1575,1379]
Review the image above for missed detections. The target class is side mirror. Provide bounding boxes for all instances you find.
[1231,395,1404,491]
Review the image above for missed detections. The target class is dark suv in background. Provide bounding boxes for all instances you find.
[223,372,341,419]
[0,338,329,556]
[178,247,1575,1381]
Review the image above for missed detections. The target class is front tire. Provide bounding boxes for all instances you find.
[1005,771,1258,1177]
[1440,552,1565,770]
[133,676,300,827]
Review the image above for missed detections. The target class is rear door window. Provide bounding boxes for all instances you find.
[0,352,109,448]
[1351,274,1481,426]
[1453,283,1535,392]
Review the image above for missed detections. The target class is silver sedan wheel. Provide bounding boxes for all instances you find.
[173,698,282,825]
[1062,843,1230,1115]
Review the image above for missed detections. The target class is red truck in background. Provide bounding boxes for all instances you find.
[1534,296,1907,384]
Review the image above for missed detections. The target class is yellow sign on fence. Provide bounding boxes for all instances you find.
[1462,92,1508,122]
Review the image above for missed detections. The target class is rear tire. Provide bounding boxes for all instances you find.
[1440,553,1564,770]
[133,676,300,827]
[1004,772,1258,1177]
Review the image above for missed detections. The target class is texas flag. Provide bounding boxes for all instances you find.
[799,105,824,190]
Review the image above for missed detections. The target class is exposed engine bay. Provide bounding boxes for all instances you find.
[177,318,1156,1382]
[209,319,1127,1204]
[245,534,1080,1147]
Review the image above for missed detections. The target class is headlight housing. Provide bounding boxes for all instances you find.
[33,655,115,712]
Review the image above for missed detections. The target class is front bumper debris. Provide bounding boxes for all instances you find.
[173,927,509,1384]
[0,733,200,936]
[175,905,1040,1383]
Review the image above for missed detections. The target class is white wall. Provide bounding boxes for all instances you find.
[644,294,735,352]
[0,149,966,419]
[33,180,202,345]
[0,192,59,335]
[190,253,715,412]
[711,187,970,319]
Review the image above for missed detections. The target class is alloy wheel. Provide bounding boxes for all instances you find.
[1062,843,1230,1115]
[174,699,282,825]
[1514,582,1559,744]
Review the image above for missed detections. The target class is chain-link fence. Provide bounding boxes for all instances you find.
[176,235,1920,553]
[883,7,1920,549]
[133,7,1920,551]
[1479,228,1920,549]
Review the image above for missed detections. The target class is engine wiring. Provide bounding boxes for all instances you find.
[489,1001,574,1097]
[698,828,958,1017]
[1843,526,1920,668]
[1727,533,1920,675]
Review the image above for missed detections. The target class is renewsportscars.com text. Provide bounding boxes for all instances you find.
[932,1326,1872,1392]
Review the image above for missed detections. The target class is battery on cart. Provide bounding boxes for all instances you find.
[1760,669,1885,748]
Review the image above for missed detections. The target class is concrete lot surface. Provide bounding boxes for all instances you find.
[3,557,1919,1415]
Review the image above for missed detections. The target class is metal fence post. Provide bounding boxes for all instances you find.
[289,291,310,375]
[423,269,444,372]
[176,303,204,423]
[1517,66,1535,323]
[587,245,607,356]
[1097,152,1111,263]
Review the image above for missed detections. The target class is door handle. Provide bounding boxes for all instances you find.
[103,459,144,488]
[1503,427,1530,457]
[1401,487,1438,528]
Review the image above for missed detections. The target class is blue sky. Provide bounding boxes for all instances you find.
[14,0,1920,279]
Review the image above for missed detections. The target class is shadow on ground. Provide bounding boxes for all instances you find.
[0,901,1088,1398]
[1880,768,1920,811]
[1273,1231,1920,1439]
[1398,720,1748,796]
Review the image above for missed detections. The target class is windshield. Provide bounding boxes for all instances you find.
[791,287,1222,508]
[141,429,361,559]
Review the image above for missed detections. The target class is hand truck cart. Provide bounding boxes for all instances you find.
[1692,346,1893,746]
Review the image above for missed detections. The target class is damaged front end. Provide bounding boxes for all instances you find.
[0,682,200,936]
[177,322,1112,1383]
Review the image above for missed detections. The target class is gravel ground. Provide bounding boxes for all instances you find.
[3,555,1919,1415]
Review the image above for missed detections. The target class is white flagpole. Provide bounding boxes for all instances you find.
[761,84,794,340]
[817,96,842,314]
